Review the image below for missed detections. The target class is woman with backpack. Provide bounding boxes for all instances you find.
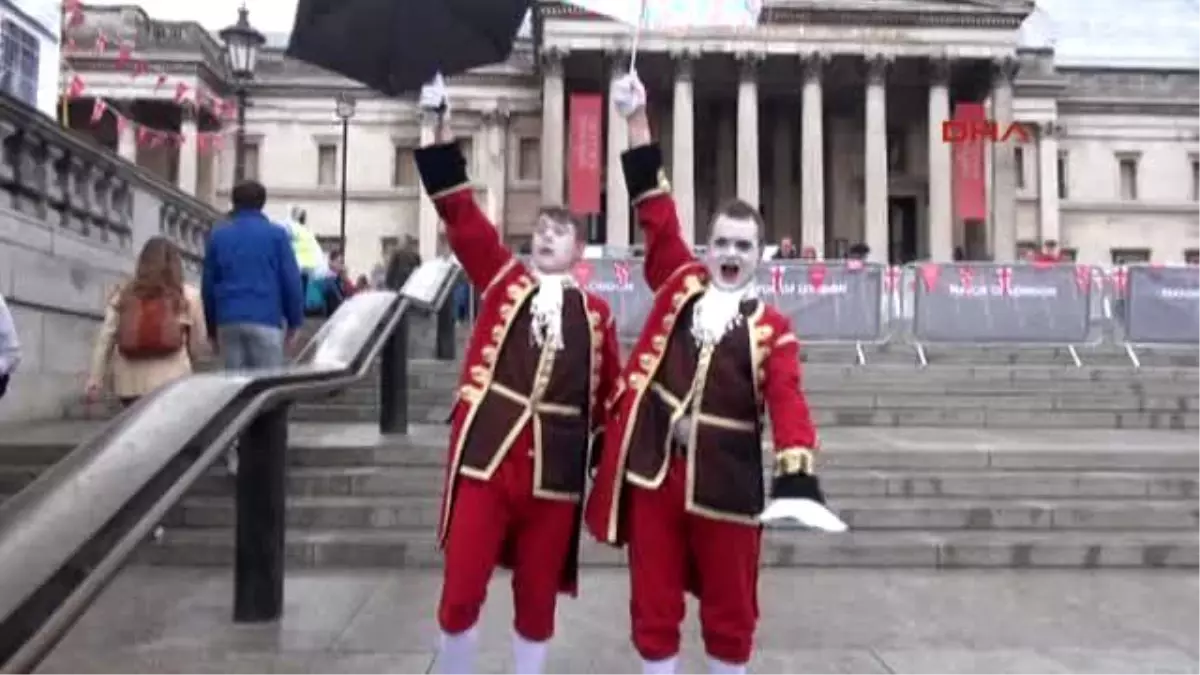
[85,237,209,407]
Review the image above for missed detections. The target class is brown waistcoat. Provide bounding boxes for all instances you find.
[625,298,766,519]
[458,288,592,499]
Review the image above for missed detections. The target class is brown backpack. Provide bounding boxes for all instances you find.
[115,292,186,359]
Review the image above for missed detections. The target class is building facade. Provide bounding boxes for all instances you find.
[63,0,1200,276]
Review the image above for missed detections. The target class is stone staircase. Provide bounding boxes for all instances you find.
[0,426,1196,569]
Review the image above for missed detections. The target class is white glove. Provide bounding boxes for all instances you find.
[418,73,449,115]
[670,416,691,447]
[611,70,646,118]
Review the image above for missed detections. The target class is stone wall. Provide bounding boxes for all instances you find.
[0,94,220,423]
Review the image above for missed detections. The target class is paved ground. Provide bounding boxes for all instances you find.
[39,568,1199,674]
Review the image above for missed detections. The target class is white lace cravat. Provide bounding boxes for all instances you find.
[530,273,569,350]
[691,286,754,347]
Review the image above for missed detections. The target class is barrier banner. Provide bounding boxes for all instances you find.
[756,262,886,342]
[1123,265,1200,344]
[572,258,652,339]
[910,263,1092,344]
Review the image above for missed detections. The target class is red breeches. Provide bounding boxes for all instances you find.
[628,457,762,665]
[437,435,578,642]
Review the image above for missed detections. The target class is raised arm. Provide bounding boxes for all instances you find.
[613,73,696,291]
[413,116,513,292]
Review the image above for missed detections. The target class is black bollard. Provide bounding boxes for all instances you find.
[233,403,289,623]
[379,313,409,434]
[435,300,456,361]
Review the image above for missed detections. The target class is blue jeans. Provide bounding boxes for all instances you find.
[218,323,286,371]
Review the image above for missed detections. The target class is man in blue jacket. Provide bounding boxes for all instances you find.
[203,181,304,474]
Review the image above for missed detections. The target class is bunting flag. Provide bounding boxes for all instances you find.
[58,2,235,152]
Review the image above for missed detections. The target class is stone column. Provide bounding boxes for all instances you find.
[800,53,827,256]
[770,108,792,241]
[418,113,440,261]
[863,54,891,264]
[671,50,697,244]
[118,119,137,164]
[990,57,1019,262]
[540,48,566,205]
[177,109,199,196]
[1037,121,1061,244]
[606,51,630,247]
[927,56,953,261]
[715,104,736,202]
[483,105,510,226]
[735,52,761,208]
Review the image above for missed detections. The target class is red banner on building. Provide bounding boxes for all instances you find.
[953,102,988,221]
[568,93,603,214]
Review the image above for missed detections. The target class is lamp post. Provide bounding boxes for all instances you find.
[219,4,265,184]
[335,93,356,253]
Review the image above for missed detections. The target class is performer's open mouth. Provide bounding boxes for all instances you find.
[536,246,553,257]
[719,262,741,283]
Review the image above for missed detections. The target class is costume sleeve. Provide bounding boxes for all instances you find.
[414,141,513,291]
[589,310,622,473]
[761,321,822,499]
[620,144,697,292]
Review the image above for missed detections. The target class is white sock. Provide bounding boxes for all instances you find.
[643,655,678,674]
[436,627,478,674]
[512,631,549,674]
[707,655,747,675]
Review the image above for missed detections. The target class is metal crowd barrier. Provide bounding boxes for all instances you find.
[567,257,1199,368]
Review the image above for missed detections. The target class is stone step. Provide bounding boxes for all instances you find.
[5,467,1195,501]
[289,402,1199,430]
[132,527,1199,569]
[160,495,1200,531]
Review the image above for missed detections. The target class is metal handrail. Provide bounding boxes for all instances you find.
[0,290,411,673]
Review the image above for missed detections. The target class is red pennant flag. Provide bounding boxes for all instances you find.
[65,74,86,98]
[613,261,631,287]
[147,131,163,148]
[154,73,168,91]
[116,42,133,67]
[65,37,77,52]
[95,33,108,52]
[808,264,827,289]
[884,266,901,292]
[1073,266,1091,293]
[919,263,940,292]
[957,266,975,291]
[770,265,785,295]
[996,266,1013,296]
[67,8,84,26]
[63,0,82,10]
[1111,267,1128,295]
[846,259,864,271]
[571,261,594,288]
[89,98,107,124]
[136,126,151,146]
[173,82,190,104]
[115,114,128,135]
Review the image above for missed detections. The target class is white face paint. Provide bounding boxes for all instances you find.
[530,214,582,274]
[704,215,761,291]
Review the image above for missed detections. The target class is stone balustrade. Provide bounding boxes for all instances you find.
[0,93,221,423]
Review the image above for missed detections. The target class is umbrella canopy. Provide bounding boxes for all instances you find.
[286,0,530,96]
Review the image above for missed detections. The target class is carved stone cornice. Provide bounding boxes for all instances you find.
[864,53,892,85]
[540,46,568,76]
[481,101,512,125]
[670,48,700,82]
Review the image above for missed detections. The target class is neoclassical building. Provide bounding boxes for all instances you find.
[64,0,1199,275]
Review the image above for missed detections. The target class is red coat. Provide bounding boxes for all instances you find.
[420,175,622,554]
[583,150,818,547]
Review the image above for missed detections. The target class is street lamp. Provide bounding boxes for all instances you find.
[219,4,265,184]
[335,93,356,253]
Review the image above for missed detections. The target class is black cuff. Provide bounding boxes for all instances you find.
[770,473,827,504]
[414,142,468,196]
[620,144,668,203]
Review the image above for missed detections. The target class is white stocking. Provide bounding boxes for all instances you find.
[512,631,549,674]
[436,627,478,674]
[707,655,747,674]
[642,655,679,674]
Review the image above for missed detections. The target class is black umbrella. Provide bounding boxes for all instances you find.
[286,0,531,97]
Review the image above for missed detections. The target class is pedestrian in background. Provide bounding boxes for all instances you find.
[0,291,21,401]
[202,180,304,475]
[85,237,207,408]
